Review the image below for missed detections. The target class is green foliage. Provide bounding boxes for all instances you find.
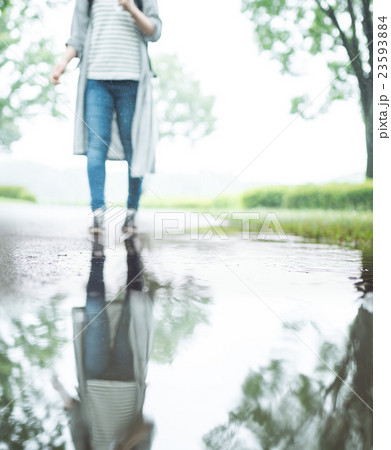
[145,273,212,364]
[241,0,374,177]
[0,0,11,13]
[0,185,36,202]
[141,195,214,210]
[203,424,242,450]
[153,53,217,143]
[141,188,372,248]
[204,359,324,449]
[241,182,373,211]
[212,194,242,210]
[241,186,287,208]
[241,0,372,111]
[284,182,372,210]
[0,295,68,447]
[225,208,373,249]
[140,194,241,211]
[0,1,64,151]
[204,300,373,449]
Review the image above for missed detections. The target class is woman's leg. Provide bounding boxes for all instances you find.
[127,177,143,210]
[85,80,114,211]
[112,80,143,210]
[84,293,110,378]
[109,298,135,381]
[84,256,110,379]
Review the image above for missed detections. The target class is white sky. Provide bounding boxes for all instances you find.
[9,0,368,184]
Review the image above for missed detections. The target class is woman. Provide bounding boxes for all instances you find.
[50,0,162,234]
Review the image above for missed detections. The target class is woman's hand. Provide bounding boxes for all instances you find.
[118,0,156,36]
[49,45,77,84]
[49,61,67,84]
[112,420,153,450]
[118,0,136,13]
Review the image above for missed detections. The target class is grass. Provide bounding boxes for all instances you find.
[227,208,373,250]
[140,196,372,250]
[140,194,242,210]
[0,196,36,204]
[140,182,373,250]
[1,186,372,250]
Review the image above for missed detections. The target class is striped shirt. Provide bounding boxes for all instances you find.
[87,0,141,80]
[86,379,138,449]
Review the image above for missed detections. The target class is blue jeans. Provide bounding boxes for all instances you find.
[84,257,134,381]
[85,79,143,211]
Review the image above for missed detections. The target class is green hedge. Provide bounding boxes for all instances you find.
[241,186,287,208]
[0,186,37,202]
[241,182,372,211]
[140,194,241,210]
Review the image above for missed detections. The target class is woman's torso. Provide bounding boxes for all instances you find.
[87,0,141,80]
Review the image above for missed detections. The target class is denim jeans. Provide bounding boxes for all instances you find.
[84,256,134,381]
[85,79,142,211]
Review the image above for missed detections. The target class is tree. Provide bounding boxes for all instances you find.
[204,306,372,449]
[0,295,68,447]
[152,53,217,144]
[0,0,11,13]
[143,270,212,364]
[242,0,373,178]
[0,0,64,151]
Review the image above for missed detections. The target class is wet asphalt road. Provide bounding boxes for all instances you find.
[0,203,94,304]
[0,203,162,304]
[0,202,371,449]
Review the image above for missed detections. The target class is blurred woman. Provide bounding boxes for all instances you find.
[50,0,162,234]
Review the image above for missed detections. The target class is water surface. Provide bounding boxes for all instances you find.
[0,204,372,449]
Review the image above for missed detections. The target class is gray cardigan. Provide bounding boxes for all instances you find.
[66,0,162,176]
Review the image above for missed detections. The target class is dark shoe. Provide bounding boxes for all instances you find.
[89,208,105,234]
[92,240,105,258]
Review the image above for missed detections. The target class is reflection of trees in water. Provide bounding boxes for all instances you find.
[143,271,212,364]
[204,250,373,450]
[354,247,373,296]
[317,247,372,450]
[319,305,372,450]
[0,295,68,448]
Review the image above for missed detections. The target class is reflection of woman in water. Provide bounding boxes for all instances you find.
[50,0,162,234]
[53,241,154,449]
